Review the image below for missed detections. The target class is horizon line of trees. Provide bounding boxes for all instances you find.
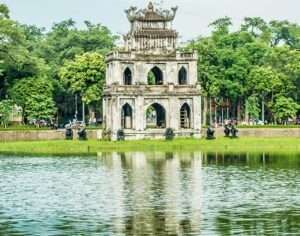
[1,3,300,127]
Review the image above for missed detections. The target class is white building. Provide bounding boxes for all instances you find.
[103,2,202,140]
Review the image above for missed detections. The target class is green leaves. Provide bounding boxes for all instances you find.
[0,99,13,127]
[190,16,300,124]
[272,96,300,122]
[0,4,9,19]
[9,76,56,121]
[59,52,106,105]
[246,96,260,119]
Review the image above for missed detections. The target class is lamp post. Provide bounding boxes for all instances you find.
[82,101,85,125]
[75,94,78,121]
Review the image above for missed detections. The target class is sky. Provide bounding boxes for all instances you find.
[2,0,300,42]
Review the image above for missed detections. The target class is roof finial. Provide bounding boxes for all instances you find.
[148,2,154,11]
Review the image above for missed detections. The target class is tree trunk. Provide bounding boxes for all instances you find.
[237,99,241,124]
[209,96,212,125]
[262,99,264,123]
[245,98,249,124]
[214,98,217,125]
[226,98,230,121]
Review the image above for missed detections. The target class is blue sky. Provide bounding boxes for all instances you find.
[2,0,300,41]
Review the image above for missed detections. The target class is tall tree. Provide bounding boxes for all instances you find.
[59,52,106,123]
[9,76,56,123]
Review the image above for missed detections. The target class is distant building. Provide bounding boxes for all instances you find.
[103,2,201,140]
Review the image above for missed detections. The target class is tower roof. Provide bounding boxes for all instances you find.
[125,2,178,23]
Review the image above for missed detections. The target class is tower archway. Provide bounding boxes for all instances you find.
[146,103,166,128]
[124,68,132,85]
[180,103,191,129]
[147,66,163,85]
[178,67,187,85]
[121,103,133,129]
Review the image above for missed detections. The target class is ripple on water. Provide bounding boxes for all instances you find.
[0,152,300,235]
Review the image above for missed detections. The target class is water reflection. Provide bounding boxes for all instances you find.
[0,152,300,235]
[97,152,203,235]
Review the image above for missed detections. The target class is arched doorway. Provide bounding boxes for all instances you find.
[124,68,132,85]
[180,103,191,129]
[121,104,133,129]
[147,66,163,85]
[146,103,166,128]
[178,67,187,85]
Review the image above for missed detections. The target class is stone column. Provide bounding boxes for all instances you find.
[168,85,178,130]
[111,97,121,141]
[193,96,202,138]
[102,98,106,129]
[135,96,144,131]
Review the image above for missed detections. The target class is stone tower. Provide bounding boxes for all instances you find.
[103,2,201,140]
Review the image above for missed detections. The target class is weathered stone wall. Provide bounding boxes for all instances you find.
[2,128,300,142]
[201,128,300,138]
[0,130,102,142]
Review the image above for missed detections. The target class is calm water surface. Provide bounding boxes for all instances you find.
[0,152,300,235]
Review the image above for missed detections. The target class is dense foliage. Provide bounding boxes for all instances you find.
[0,3,116,126]
[1,3,300,127]
[188,17,300,125]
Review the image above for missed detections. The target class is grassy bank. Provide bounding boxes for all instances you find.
[0,137,300,156]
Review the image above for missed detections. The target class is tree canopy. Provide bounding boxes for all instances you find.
[0,3,117,126]
[1,3,300,127]
[189,16,300,125]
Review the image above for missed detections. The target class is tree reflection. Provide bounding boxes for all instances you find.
[0,212,25,236]
[215,209,300,235]
[203,152,300,169]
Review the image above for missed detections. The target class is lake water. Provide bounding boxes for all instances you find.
[0,152,300,235]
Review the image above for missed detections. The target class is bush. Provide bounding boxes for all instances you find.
[117,129,125,141]
[165,128,175,141]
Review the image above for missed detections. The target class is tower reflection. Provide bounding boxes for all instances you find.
[97,152,203,235]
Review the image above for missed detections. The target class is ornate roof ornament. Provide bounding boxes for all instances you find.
[125,2,178,23]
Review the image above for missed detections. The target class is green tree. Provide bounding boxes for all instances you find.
[269,20,300,48]
[59,52,106,122]
[247,66,282,122]
[241,17,268,38]
[209,17,232,35]
[245,96,260,121]
[0,99,13,128]
[9,77,56,123]
[38,19,116,123]
[272,96,299,124]
[0,4,48,100]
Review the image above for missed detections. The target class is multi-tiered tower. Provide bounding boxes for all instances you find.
[103,2,201,140]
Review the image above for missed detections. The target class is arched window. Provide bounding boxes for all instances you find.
[146,103,166,128]
[124,68,132,85]
[147,66,163,85]
[180,103,191,129]
[178,67,187,85]
[121,103,133,129]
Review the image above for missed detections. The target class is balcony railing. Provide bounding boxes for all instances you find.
[106,50,198,61]
[104,84,201,95]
